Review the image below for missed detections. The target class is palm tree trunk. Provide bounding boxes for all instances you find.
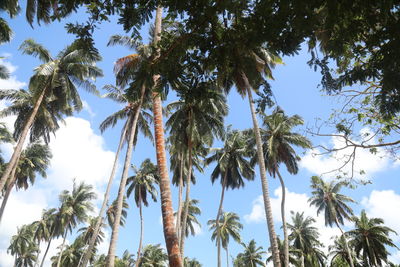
[79,127,128,267]
[136,193,144,267]
[300,253,305,267]
[335,219,354,267]
[40,229,54,267]
[276,171,289,267]
[226,247,229,267]
[106,86,146,267]
[0,165,17,223]
[245,84,280,267]
[34,241,41,267]
[0,87,47,193]
[56,230,68,267]
[152,5,182,267]
[216,171,227,267]
[180,139,192,257]
[175,152,184,240]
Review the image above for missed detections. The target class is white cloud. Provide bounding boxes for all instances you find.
[301,131,391,180]
[362,190,400,242]
[82,100,96,118]
[0,56,26,90]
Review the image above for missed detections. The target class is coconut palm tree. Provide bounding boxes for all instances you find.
[329,235,359,267]
[36,208,59,267]
[175,199,201,239]
[51,236,86,267]
[208,212,243,267]
[55,181,96,267]
[166,74,227,256]
[0,39,102,194]
[115,250,136,267]
[140,244,168,267]
[184,257,202,267]
[126,159,159,266]
[254,107,311,266]
[287,212,326,267]
[0,142,51,223]
[213,16,283,265]
[76,217,106,265]
[205,129,254,267]
[106,197,129,228]
[347,210,398,266]
[8,224,39,267]
[80,83,152,267]
[309,176,356,267]
[266,237,302,267]
[235,239,266,267]
[0,0,18,46]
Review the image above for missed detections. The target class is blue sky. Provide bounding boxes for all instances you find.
[1,7,400,267]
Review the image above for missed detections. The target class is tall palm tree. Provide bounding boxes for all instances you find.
[126,159,159,267]
[140,244,168,267]
[166,74,227,256]
[255,108,311,266]
[0,142,52,223]
[55,181,96,267]
[205,129,254,267]
[80,83,152,267]
[235,239,266,267]
[309,176,356,267]
[287,212,326,267]
[0,39,102,194]
[347,210,398,266]
[213,16,284,265]
[208,212,243,267]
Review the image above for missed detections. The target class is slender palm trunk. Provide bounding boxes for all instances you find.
[175,153,184,240]
[180,139,192,257]
[300,253,305,267]
[335,219,354,267]
[216,172,227,267]
[136,193,144,267]
[245,84,280,267]
[152,5,182,267]
[106,86,146,267]
[276,171,289,267]
[79,127,128,267]
[34,242,41,267]
[56,230,68,267]
[0,87,47,193]
[0,165,17,223]
[40,229,54,267]
[226,247,229,267]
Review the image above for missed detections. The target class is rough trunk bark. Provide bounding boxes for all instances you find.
[277,171,289,267]
[79,127,128,267]
[180,139,192,257]
[0,87,47,193]
[216,172,227,267]
[136,194,144,267]
[56,230,68,267]
[246,84,280,267]
[0,165,17,223]
[106,85,145,267]
[152,5,182,267]
[335,219,354,267]
[175,152,184,240]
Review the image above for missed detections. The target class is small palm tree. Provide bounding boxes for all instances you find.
[236,239,266,267]
[51,236,86,267]
[8,224,39,267]
[36,208,59,267]
[329,235,358,267]
[309,176,356,267]
[347,210,398,266]
[0,38,102,195]
[55,181,96,267]
[126,159,159,266]
[266,237,302,267]
[175,199,201,238]
[76,217,106,264]
[208,212,243,267]
[184,257,202,267]
[139,244,168,267]
[205,129,254,267]
[115,250,135,267]
[287,212,326,267]
[255,107,311,266]
[107,197,129,228]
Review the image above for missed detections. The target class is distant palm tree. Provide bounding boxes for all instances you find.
[126,159,159,266]
[76,217,106,265]
[107,197,129,228]
[51,236,86,267]
[0,142,51,223]
[329,235,358,267]
[184,257,202,267]
[266,237,301,267]
[255,107,311,266]
[347,210,398,266]
[309,176,355,267]
[175,199,201,238]
[36,208,59,267]
[115,250,135,267]
[55,181,96,267]
[205,129,254,267]
[236,239,266,267]
[8,224,39,267]
[0,39,102,194]
[287,212,326,267]
[208,212,243,267]
[166,73,227,256]
[140,244,168,267]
